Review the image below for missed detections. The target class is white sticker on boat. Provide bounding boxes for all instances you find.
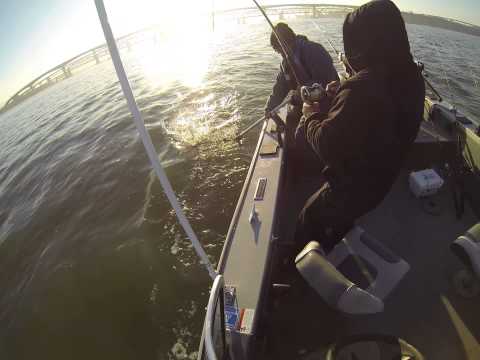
[238,308,255,334]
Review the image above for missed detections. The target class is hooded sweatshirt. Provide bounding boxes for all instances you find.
[265,35,339,112]
[303,0,425,198]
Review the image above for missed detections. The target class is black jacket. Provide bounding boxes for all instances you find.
[265,35,338,112]
[303,0,425,197]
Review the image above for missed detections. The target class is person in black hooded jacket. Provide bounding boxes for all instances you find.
[294,0,425,252]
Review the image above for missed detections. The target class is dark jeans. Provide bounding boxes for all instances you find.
[294,181,355,254]
[288,105,387,255]
[294,177,390,257]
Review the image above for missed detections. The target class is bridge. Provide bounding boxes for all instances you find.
[218,3,355,20]
[0,4,360,113]
[1,26,160,113]
[2,3,479,113]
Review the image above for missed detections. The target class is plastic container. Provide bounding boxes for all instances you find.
[409,169,444,198]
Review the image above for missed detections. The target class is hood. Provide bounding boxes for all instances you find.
[343,0,413,71]
[293,34,308,56]
[295,34,308,46]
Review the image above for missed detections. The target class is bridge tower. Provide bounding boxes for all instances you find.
[93,49,100,64]
[61,66,72,78]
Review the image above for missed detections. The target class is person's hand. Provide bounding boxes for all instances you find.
[302,102,321,118]
[326,81,340,98]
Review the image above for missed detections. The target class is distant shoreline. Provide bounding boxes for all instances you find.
[401,12,480,37]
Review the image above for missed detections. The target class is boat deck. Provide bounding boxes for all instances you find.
[264,165,480,359]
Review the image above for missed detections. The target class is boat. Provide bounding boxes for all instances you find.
[89,1,480,358]
[197,64,480,358]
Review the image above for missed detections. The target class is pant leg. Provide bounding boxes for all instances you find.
[295,182,355,254]
[285,104,302,149]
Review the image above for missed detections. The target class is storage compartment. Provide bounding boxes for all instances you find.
[409,169,444,197]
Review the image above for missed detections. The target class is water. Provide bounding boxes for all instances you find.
[0,17,479,360]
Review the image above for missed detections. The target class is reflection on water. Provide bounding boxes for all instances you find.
[135,31,212,89]
[0,17,480,360]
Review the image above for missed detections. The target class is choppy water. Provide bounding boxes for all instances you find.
[0,17,479,360]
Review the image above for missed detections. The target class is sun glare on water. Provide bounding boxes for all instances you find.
[107,0,242,146]
[121,0,219,89]
[133,25,213,89]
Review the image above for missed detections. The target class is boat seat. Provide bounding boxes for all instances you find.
[451,223,480,278]
[296,241,384,314]
[295,226,410,314]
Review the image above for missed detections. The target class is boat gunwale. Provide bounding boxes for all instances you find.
[216,104,287,274]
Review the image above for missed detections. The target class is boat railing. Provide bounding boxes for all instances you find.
[203,275,227,360]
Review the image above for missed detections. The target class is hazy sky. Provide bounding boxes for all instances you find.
[1,0,479,106]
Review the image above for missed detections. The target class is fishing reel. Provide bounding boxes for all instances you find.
[300,83,327,105]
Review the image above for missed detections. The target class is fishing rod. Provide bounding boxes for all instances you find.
[252,0,303,88]
[218,2,305,143]
[234,96,290,141]
[433,41,456,106]
[232,0,305,142]
[419,64,443,102]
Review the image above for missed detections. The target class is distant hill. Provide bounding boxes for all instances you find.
[402,12,480,37]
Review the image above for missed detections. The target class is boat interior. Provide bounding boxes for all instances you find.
[199,90,480,360]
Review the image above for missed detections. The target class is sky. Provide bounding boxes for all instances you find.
[1,0,479,106]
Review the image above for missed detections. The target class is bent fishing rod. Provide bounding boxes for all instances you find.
[234,0,306,141]
[252,0,303,88]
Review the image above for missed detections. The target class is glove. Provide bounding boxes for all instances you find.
[302,102,321,118]
[295,116,307,148]
[326,81,340,98]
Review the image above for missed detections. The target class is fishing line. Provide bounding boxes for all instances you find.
[410,40,440,101]
[309,19,356,76]
[447,36,479,89]
[431,40,457,107]
[309,20,340,59]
